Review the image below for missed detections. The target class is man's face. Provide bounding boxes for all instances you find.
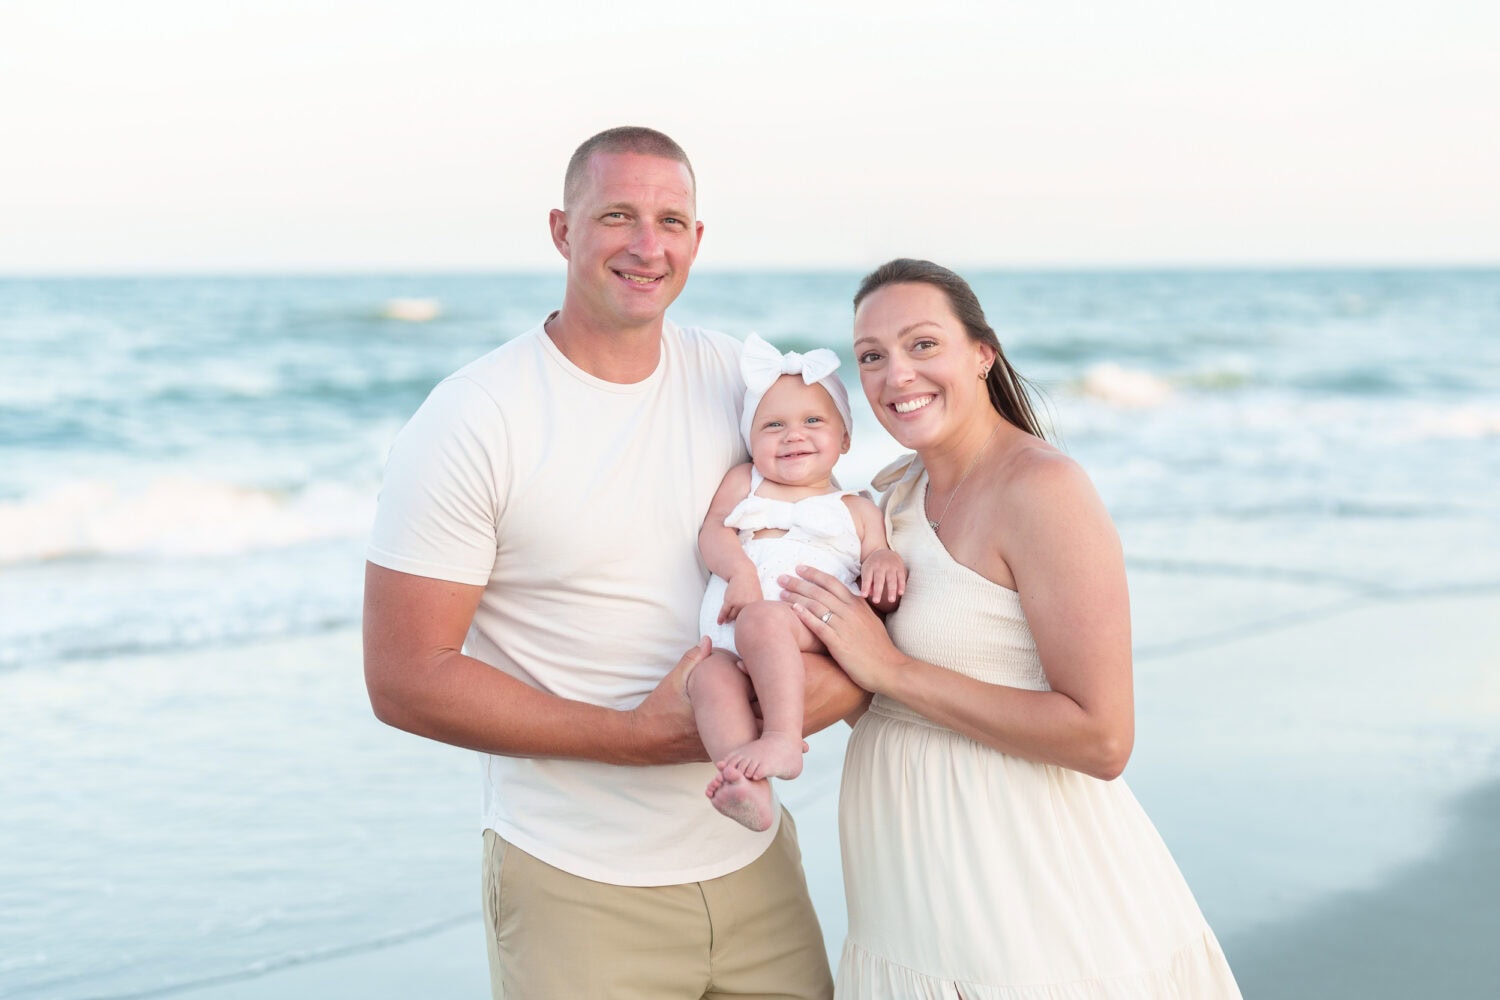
[552,152,702,332]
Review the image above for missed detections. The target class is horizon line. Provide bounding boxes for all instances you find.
[4,260,1499,280]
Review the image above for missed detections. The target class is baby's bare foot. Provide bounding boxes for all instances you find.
[706,763,775,832]
[720,733,805,782]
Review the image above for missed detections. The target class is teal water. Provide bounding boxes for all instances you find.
[3,270,1496,672]
[2,270,1498,997]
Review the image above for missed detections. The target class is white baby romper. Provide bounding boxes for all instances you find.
[699,469,863,654]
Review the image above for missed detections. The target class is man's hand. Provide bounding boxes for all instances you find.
[624,638,715,765]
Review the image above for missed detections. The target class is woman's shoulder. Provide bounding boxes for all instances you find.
[995,440,1115,539]
[1005,438,1084,485]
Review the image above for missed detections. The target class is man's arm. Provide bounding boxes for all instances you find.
[800,651,872,730]
[363,563,712,765]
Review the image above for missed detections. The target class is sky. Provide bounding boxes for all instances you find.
[2,0,1498,273]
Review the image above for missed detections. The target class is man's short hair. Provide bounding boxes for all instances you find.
[563,126,696,208]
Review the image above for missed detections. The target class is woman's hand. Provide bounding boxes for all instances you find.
[780,565,908,694]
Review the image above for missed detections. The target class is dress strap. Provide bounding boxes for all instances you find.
[878,453,926,548]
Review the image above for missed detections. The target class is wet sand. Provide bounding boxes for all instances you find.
[165,585,1500,998]
[1225,776,1500,999]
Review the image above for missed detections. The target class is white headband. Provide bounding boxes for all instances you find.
[739,332,853,449]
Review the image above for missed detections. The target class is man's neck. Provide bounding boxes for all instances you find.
[544,308,665,384]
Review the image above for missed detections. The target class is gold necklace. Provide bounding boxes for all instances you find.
[927,421,1003,533]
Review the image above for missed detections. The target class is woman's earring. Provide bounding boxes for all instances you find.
[980,366,991,379]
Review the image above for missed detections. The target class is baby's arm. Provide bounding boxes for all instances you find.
[699,464,763,625]
[845,494,907,614]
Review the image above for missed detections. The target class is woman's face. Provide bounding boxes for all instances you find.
[853,281,996,452]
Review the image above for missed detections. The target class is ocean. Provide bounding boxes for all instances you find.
[3,269,1498,997]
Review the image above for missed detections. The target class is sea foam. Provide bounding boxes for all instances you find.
[0,477,373,564]
[1074,363,1174,408]
[1411,405,1500,440]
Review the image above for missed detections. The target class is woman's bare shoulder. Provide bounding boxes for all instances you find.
[995,440,1110,529]
[1001,438,1088,490]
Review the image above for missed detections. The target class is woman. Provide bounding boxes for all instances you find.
[782,260,1241,998]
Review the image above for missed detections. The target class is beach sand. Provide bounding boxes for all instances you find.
[1134,583,1500,999]
[183,776,1500,1000]
[116,586,1500,998]
[167,920,491,999]
[163,722,851,1000]
[1227,775,1500,999]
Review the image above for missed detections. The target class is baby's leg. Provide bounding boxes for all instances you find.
[687,650,757,765]
[719,600,812,782]
[687,650,776,832]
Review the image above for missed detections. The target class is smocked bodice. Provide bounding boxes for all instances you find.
[873,455,1049,723]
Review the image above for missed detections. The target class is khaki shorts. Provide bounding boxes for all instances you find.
[481,810,832,999]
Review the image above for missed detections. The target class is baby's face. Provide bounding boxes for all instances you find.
[747,375,851,489]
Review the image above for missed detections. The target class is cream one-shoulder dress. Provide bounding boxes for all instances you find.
[836,457,1241,999]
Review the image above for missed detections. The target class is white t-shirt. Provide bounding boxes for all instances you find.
[368,318,777,886]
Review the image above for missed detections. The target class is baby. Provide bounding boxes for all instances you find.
[690,334,907,831]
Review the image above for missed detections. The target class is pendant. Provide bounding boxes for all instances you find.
[928,520,939,530]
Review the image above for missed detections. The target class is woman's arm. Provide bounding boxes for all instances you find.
[787,453,1133,780]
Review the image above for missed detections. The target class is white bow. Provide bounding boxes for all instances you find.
[738,333,853,449]
[740,333,841,393]
[726,493,852,541]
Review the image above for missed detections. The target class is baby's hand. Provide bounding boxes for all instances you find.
[860,548,908,610]
[718,573,763,625]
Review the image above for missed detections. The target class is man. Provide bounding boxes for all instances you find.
[364,126,865,999]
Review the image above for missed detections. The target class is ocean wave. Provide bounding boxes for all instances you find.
[1072,363,1175,408]
[379,297,442,322]
[1409,405,1500,440]
[0,536,365,671]
[0,477,374,565]
[1178,363,1254,390]
[1066,359,1258,410]
[0,609,358,673]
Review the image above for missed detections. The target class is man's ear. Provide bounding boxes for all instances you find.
[549,208,570,259]
[689,220,705,264]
